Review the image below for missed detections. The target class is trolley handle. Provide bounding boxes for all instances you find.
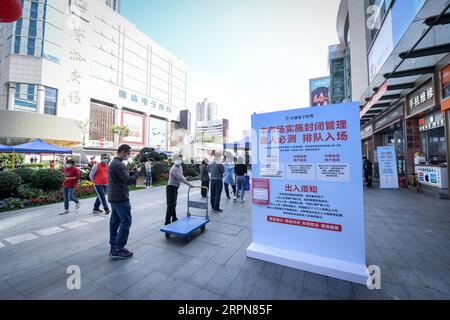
[187,186,210,219]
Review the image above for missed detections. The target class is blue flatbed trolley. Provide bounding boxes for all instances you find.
[161,186,209,242]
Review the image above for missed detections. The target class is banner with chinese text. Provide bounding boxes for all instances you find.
[248,102,368,284]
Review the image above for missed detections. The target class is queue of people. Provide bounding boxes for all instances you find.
[56,145,249,260]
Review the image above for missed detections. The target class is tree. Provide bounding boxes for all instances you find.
[109,125,131,141]
[77,120,90,147]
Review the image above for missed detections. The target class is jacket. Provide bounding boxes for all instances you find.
[108,157,139,203]
[168,164,189,187]
[223,162,235,184]
[89,163,109,185]
[208,161,225,181]
[63,166,80,189]
[200,164,210,182]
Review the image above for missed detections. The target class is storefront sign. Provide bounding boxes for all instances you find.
[419,111,445,132]
[120,111,145,146]
[407,80,435,116]
[85,140,114,149]
[118,89,175,116]
[248,102,368,285]
[416,166,449,189]
[378,145,399,189]
[441,65,450,112]
[361,124,373,140]
[374,105,403,130]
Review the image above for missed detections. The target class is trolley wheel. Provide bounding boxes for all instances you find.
[201,226,206,232]
[165,233,171,239]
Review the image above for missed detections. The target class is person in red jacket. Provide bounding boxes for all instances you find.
[60,158,81,215]
[90,154,110,215]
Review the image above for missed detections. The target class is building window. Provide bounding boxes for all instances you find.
[44,87,58,115]
[15,83,37,112]
[89,102,116,146]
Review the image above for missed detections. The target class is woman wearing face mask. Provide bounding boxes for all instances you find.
[89,154,111,215]
[60,158,81,215]
[165,153,194,227]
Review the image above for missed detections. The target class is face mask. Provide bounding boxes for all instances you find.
[102,159,108,165]
[65,164,72,168]
[123,156,130,161]
[175,160,182,166]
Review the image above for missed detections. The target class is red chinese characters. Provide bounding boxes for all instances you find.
[285,184,318,193]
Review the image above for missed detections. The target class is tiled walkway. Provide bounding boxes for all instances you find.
[0,186,449,300]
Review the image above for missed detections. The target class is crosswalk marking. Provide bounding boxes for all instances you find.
[36,226,66,236]
[4,233,39,245]
[61,221,89,229]
[82,216,106,223]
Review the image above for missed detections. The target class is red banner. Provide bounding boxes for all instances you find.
[267,215,342,232]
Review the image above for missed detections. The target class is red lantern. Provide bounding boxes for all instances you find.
[0,0,23,23]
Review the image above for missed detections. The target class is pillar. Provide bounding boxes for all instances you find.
[36,85,45,114]
[7,83,15,111]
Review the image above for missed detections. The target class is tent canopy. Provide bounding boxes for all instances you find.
[0,144,13,152]
[11,139,73,154]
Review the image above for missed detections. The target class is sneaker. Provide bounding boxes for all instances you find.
[59,210,69,215]
[226,196,231,200]
[240,200,246,203]
[75,201,81,210]
[233,196,237,201]
[109,248,133,259]
[92,209,103,214]
[104,210,111,215]
[216,209,223,212]
[146,186,150,189]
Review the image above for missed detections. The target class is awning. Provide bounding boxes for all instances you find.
[12,139,73,154]
[360,0,450,125]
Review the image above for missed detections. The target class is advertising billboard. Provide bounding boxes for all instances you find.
[442,65,450,112]
[377,146,399,189]
[149,117,168,149]
[120,111,145,146]
[309,77,330,107]
[249,102,368,284]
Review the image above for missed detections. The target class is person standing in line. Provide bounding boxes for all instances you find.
[165,153,194,227]
[200,158,210,198]
[234,156,248,203]
[363,157,373,188]
[108,144,141,259]
[223,155,236,200]
[60,159,81,215]
[145,159,153,189]
[49,160,55,170]
[90,154,111,215]
[208,152,225,213]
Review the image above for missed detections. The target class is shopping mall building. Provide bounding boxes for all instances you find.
[337,0,450,198]
[0,0,188,155]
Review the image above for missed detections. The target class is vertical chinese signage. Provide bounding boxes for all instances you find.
[377,146,399,189]
[248,102,368,285]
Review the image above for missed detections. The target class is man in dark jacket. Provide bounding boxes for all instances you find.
[108,144,141,259]
[363,157,373,188]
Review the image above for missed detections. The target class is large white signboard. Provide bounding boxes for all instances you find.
[378,146,399,189]
[248,102,368,284]
[121,111,145,146]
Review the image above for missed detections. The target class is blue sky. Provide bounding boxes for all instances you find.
[122,0,340,140]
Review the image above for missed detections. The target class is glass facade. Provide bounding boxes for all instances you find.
[12,0,63,63]
[44,87,57,115]
[15,83,37,112]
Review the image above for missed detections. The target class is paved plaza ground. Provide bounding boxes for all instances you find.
[0,185,450,300]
